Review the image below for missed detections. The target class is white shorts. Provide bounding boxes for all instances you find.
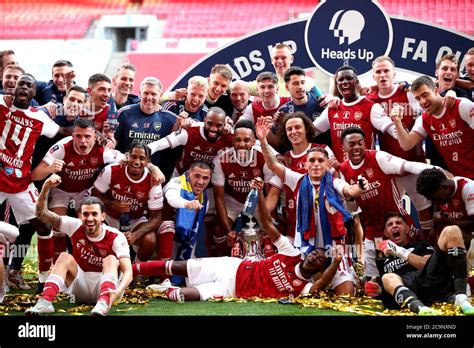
[363,238,380,277]
[330,256,356,290]
[65,267,102,304]
[395,174,432,211]
[186,257,242,300]
[0,183,38,224]
[49,187,91,210]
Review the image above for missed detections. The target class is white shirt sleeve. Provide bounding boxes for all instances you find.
[407,91,423,116]
[462,180,474,216]
[411,116,427,138]
[103,149,125,164]
[273,235,302,257]
[370,102,396,136]
[58,215,83,237]
[147,128,189,154]
[325,145,335,158]
[313,108,330,133]
[375,150,433,175]
[112,231,131,259]
[458,98,474,129]
[164,177,188,209]
[283,167,304,192]
[263,162,279,188]
[148,185,164,210]
[39,110,60,138]
[93,165,113,193]
[42,140,67,166]
[333,177,349,196]
[211,155,225,187]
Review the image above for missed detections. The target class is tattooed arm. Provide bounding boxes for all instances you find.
[35,174,62,230]
[255,117,285,180]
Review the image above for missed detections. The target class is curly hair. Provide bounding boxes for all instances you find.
[416,168,446,197]
[277,112,315,149]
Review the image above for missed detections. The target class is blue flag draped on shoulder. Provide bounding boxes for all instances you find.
[175,173,207,260]
[296,172,353,256]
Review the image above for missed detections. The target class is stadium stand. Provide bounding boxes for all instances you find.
[0,0,471,40]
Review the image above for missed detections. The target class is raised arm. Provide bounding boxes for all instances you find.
[35,174,63,230]
[255,117,285,180]
[254,177,280,243]
[31,159,64,181]
[391,108,424,150]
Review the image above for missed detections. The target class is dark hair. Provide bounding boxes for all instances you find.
[411,75,436,93]
[341,126,365,141]
[278,112,315,148]
[52,60,73,69]
[73,118,95,129]
[80,196,105,213]
[0,49,16,68]
[234,118,256,137]
[128,141,151,160]
[416,168,447,197]
[307,146,329,159]
[436,54,459,69]
[283,66,305,83]
[67,85,87,96]
[206,106,226,118]
[88,73,111,88]
[384,211,407,226]
[332,65,359,97]
[256,71,278,85]
[20,73,37,85]
[190,161,212,172]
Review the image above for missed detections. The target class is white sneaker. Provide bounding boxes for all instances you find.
[25,298,55,315]
[91,299,109,316]
[146,279,179,293]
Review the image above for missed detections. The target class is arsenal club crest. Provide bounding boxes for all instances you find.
[449,118,456,129]
[354,111,363,121]
[154,122,162,131]
[366,168,374,178]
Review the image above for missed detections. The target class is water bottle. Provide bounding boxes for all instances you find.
[242,188,258,218]
[119,213,131,233]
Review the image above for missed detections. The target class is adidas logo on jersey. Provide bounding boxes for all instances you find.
[114,184,121,189]
[229,173,236,178]
[132,123,139,128]
[194,146,201,151]
[67,162,75,166]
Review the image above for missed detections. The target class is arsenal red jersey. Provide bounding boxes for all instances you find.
[176,126,233,175]
[235,235,309,298]
[248,96,291,123]
[439,177,473,221]
[59,215,130,272]
[339,150,411,239]
[412,99,474,178]
[314,96,393,163]
[43,136,124,192]
[93,164,163,219]
[283,143,334,174]
[0,98,59,193]
[212,146,277,204]
[367,85,425,162]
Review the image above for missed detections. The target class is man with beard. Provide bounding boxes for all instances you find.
[393,75,474,179]
[135,178,344,302]
[339,127,438,281]
[211,119,280,255]
[92,143,167,264]
[31,118,125,262]
[162,76,209,123]
[0,74,70,292]
[25,175,132,316]
[375,212,474,315]
[147,107,233,256]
